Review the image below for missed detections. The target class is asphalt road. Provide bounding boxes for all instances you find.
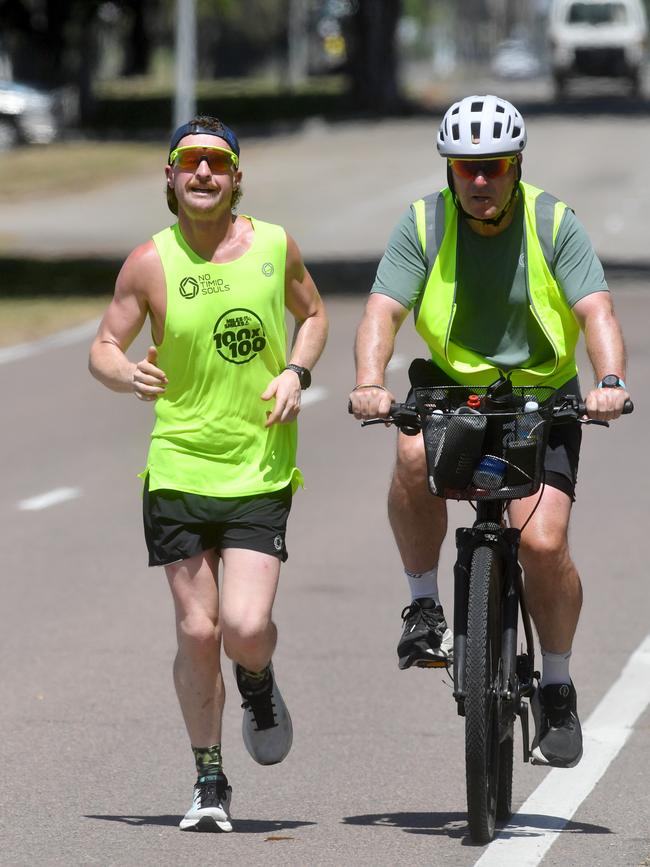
[1,104,650,866]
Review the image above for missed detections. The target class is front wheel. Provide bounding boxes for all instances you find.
[464,544,504,843]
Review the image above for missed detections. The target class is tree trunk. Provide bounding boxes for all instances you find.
[348,0,402,113]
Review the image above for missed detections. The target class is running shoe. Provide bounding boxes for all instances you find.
[233,662,293,765]
[531,681,583,768]
[179,772,233,832]
[397,596,453,670]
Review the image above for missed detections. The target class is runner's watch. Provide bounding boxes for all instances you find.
[284,364,311,389]
[598,374,627,390]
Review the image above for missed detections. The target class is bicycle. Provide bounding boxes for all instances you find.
[355,378,633,843]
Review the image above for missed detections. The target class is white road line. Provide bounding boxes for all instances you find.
[0,318,100,366]
[18,487,82,511]
[475,634,650,867]
[301,385,328,406]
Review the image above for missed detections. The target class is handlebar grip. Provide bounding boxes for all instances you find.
[347,400,353,414]
[623,398,634,414]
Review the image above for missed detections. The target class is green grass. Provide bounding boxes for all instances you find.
[0,296,110,347]
[0,142,161,204]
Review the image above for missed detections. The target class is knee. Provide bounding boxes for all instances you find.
[519,529,571,571]
[392,435,427,491]
[222,613,270,659]
[178,613,219,659]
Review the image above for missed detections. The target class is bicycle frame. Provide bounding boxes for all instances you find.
[452,499,536,762]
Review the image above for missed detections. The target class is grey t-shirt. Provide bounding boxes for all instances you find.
[371,193,608,370]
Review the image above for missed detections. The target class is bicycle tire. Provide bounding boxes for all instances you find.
[465,543,504,843]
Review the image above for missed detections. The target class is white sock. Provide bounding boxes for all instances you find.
[405,567,439,604]
[540,648,572,687]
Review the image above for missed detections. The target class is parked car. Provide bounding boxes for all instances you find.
[0,80,61,149]
[491,38,543,79]
[547,0,648,96]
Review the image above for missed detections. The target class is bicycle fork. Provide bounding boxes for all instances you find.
[452,521,536,762]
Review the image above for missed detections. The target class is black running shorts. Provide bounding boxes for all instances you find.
[143,478,292,567]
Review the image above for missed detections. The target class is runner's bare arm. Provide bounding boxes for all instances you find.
[262,233,328,426]
[89,242,168,398]
[283,233,328,370]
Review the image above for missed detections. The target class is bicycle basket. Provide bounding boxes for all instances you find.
[414,385,556,500]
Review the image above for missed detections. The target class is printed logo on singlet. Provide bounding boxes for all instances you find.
[179,276,199,299]
[273,534,283,551]
[180,274,231,298]
[262,262,275,277]
[212,308,267,364]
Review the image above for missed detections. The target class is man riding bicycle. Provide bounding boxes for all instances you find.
[349,95,631,769]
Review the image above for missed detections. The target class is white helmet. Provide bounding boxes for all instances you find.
[437,94,526,158]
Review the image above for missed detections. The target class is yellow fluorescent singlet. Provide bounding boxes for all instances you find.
[144,217,303,497]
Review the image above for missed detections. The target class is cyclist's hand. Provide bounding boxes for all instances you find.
[584,385,630,421]
[132,346,167,401]
[262,369,301,427]
[349,385,394,420]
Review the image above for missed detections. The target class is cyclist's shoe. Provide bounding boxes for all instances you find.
[233,662,293,765]
[397,596,453,670]
[179,772,233,832]
[531,681,583,768]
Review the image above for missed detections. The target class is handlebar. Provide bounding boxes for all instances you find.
[349,393,633,435]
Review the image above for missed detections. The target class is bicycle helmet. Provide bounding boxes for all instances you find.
[437,94,526,158]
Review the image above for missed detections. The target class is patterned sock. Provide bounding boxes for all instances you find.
[238,664,271,691]
[540,648,572,687]
[192,744,223,777]
[406,566,440,604]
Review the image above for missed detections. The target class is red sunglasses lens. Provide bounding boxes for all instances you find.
[451,158,512,180]
[174,148,233,173]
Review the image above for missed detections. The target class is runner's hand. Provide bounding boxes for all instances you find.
[132,346,167,401]
[262,369,301,426]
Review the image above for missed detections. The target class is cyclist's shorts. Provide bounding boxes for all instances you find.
[403,359,582,501]
[142,477,292,567]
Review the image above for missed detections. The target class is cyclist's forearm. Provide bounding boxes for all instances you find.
[573,292,627,385]
[354,308,399,386]
[582,307,627,384]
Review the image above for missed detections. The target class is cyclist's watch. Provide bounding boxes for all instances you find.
[284,364,311,389]
[598,374,627,390]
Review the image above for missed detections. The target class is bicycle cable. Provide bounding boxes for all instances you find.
[518,475,547,533]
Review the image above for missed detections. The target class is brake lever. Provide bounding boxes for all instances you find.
[580,418,609,427]
[360,417,392,427]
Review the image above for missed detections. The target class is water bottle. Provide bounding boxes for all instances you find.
[520,398,540,438]
[472,455,507,489]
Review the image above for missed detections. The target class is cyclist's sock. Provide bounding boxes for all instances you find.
[406,566,439,604]
[540,648,572,687]
[192,743,223,776]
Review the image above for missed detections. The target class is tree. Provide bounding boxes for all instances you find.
[347,0,403,112]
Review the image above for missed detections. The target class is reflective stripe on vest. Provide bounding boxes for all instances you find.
[412,182,579,387]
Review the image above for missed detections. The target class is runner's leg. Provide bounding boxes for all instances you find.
[166,548,224,746]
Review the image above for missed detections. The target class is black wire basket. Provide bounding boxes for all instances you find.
[413,385,557,500]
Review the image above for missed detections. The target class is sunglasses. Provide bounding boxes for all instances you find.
[169,145,239,173]
[448,156,517,180]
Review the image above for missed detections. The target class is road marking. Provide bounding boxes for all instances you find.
[0,319,100,366]
[18,487,82,511]
[301,385,327,407]
[474,633,650,867]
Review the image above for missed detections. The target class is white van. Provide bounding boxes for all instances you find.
[547,0,648,95]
